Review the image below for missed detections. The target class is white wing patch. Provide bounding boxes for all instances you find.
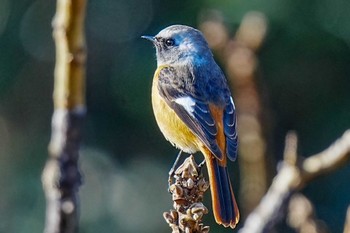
[230,97,236,109]
[175,96,195,117]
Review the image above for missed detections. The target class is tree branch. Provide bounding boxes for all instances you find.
[42,0,87,233]
[239,130,350,233]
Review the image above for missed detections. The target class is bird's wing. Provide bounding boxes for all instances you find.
[157,66,225,160]
[223,97,238,161]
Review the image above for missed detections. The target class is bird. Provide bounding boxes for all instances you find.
[142,25,239,228]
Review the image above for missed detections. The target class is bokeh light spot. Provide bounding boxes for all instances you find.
[87,0,153,43]
[316,0,350,45]
[0,0,10,37]
[19,0,55,61]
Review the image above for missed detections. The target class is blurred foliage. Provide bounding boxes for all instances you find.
[0,0,349,232]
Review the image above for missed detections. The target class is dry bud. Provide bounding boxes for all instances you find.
[164,155,210,233]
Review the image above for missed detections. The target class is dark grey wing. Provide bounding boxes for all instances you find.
[224,97,238,161]
[157,66,223,159]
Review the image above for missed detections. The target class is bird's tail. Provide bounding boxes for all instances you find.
[205,153,240,228]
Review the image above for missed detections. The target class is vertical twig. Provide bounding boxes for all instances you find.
[283,131,298,166]
[42,1,87,233]
[344,206,350,233]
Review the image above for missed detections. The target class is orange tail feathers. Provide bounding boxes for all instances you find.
[205,152,240,228]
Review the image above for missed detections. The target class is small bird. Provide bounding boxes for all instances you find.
[142,25,239,228]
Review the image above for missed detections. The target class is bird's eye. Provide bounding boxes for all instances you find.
[165,38,175,47]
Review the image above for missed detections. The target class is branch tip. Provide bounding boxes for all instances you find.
[283,131,298,166]
[165,155,210,233]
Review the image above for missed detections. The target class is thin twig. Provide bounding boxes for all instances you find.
[42,1,87,233]
[283,131,298,166]
[344,206,350,233]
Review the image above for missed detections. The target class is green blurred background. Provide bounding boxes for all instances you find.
[0,0,349,232]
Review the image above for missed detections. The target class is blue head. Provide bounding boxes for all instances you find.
[142,25,213,66]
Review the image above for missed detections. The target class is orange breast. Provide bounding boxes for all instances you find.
[151,66,199,154]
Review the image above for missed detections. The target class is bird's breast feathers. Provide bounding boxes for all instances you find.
[151,65,237,161]
[152,66,199,153]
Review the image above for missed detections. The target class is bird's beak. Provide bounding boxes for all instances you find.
[141,35,156,43]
